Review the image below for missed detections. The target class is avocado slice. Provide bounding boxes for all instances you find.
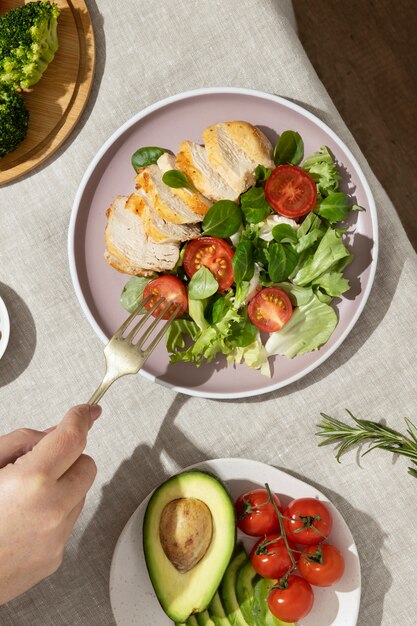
[236,560,259,625]
[195,609,216,626]
[208,591,231,626]
[253,578,294,626]
[221,549,251,626]
[143,470,235,623]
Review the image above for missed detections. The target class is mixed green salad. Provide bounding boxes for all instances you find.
[121,130,363,377]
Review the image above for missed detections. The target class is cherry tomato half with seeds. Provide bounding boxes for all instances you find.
[298,543,345,587]
[250,533,296,579]
[248,287,293,333]
[183,236,234,291]
[268,575,314,623]
[143,275,188,319]
[265,164,317,218]
[235,488,282,536]
[283,498,333,545]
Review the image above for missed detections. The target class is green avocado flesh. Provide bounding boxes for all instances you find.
[174,548,294,626]
[143,470,236,623]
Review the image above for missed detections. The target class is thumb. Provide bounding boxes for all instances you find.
[0,428,46,468]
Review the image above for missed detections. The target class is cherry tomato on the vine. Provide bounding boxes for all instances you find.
[235,488,282,536]
[267,575,314,622]
[298,543,345,587]
[283,498,332,545]
[250,533,296,579]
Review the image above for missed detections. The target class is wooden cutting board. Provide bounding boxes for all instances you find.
[0,0,95,184]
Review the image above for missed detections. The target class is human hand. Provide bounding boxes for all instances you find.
[0,404,101,605]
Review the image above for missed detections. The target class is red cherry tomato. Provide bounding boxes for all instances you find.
[250,534,296,579]
[283,498,332,546]
[143,276,187,319]
[298,543,345,587]
[235,488,282,536]
[268,575,314,622]
[248,287,293,333]
[183,236,234,291]
[265,165,317,218]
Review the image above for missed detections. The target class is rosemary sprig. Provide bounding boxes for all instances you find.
[316,410,417,479]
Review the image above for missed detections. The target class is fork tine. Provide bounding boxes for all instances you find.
[114,293,154,337]
[124,296,165,342]
[144,305,181,354]
[135,300,174,349]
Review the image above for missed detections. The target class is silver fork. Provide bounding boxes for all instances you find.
[88,295,180,405]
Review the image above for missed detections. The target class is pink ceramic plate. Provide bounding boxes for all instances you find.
[68,88,378,399]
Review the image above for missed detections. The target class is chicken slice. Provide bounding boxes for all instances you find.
[125,192,200,244]
[203,121,275,195]
[104,195,179,275]
[136,164,210,225]
[176,140,238,202]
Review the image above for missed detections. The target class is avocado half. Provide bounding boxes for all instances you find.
[143,469,236,622]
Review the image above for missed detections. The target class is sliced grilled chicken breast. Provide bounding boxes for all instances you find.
[136,164,209,225]
[125,192,200,244]
[104,195,179,275]
[203,121,275,195]
[176,140,238,202]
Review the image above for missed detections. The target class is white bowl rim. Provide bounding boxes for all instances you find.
[0,296,10,361]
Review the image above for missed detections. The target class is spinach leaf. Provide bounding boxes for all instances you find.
[233,240,255,284]
[131,147,168,172]
[211,296,229,324]
[240,187,271,224]
[120,276,154,313]
[162,169,196,191]
[228,317,258,348]
[202,200,242,237]
[188,266,218,300]
[254,164,272,185]
[273,130,304,166]
[272,223,298,244]
[268,242,299,282]
[317,192,350,223]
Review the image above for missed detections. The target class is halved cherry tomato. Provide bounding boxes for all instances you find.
[248,287,293,333]
[143,276,187,319]
[235,488,282,536]
[183,236,234,291]
[250,534,296,579]
[298,543,345,587]
[268,575,314,623]
[283,498,332,546]
[265,164,317,218]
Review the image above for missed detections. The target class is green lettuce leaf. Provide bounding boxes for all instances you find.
[228,334,271,377]
[293,228,351,287]
[312,271,350,298]
[302,146,341,197]
[265,294,338,358]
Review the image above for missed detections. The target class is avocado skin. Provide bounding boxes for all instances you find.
[208,591,231,626]
[195,609,216,625]
[143,469,236,623]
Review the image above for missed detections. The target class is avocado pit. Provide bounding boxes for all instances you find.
[159,497,213,573]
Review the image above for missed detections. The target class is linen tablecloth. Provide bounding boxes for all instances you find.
[1,1,416,624]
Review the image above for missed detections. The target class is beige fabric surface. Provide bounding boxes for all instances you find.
[0,0,416,624]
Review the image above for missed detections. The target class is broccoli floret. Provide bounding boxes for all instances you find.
[0,85,29,157]
[0,1,60,91]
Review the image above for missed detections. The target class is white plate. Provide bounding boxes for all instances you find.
[68,87,378,400]
[109,458,361,626]
[0,296,10,361]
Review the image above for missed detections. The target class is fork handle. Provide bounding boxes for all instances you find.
[88,378,116,405]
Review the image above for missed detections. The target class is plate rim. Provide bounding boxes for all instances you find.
[0,296,10,361]
[68,86,379,400]
[109,456,361,626]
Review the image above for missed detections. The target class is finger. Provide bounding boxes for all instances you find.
[0,428,46,468]
[57,453,97,512]
[22,404,101,480]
